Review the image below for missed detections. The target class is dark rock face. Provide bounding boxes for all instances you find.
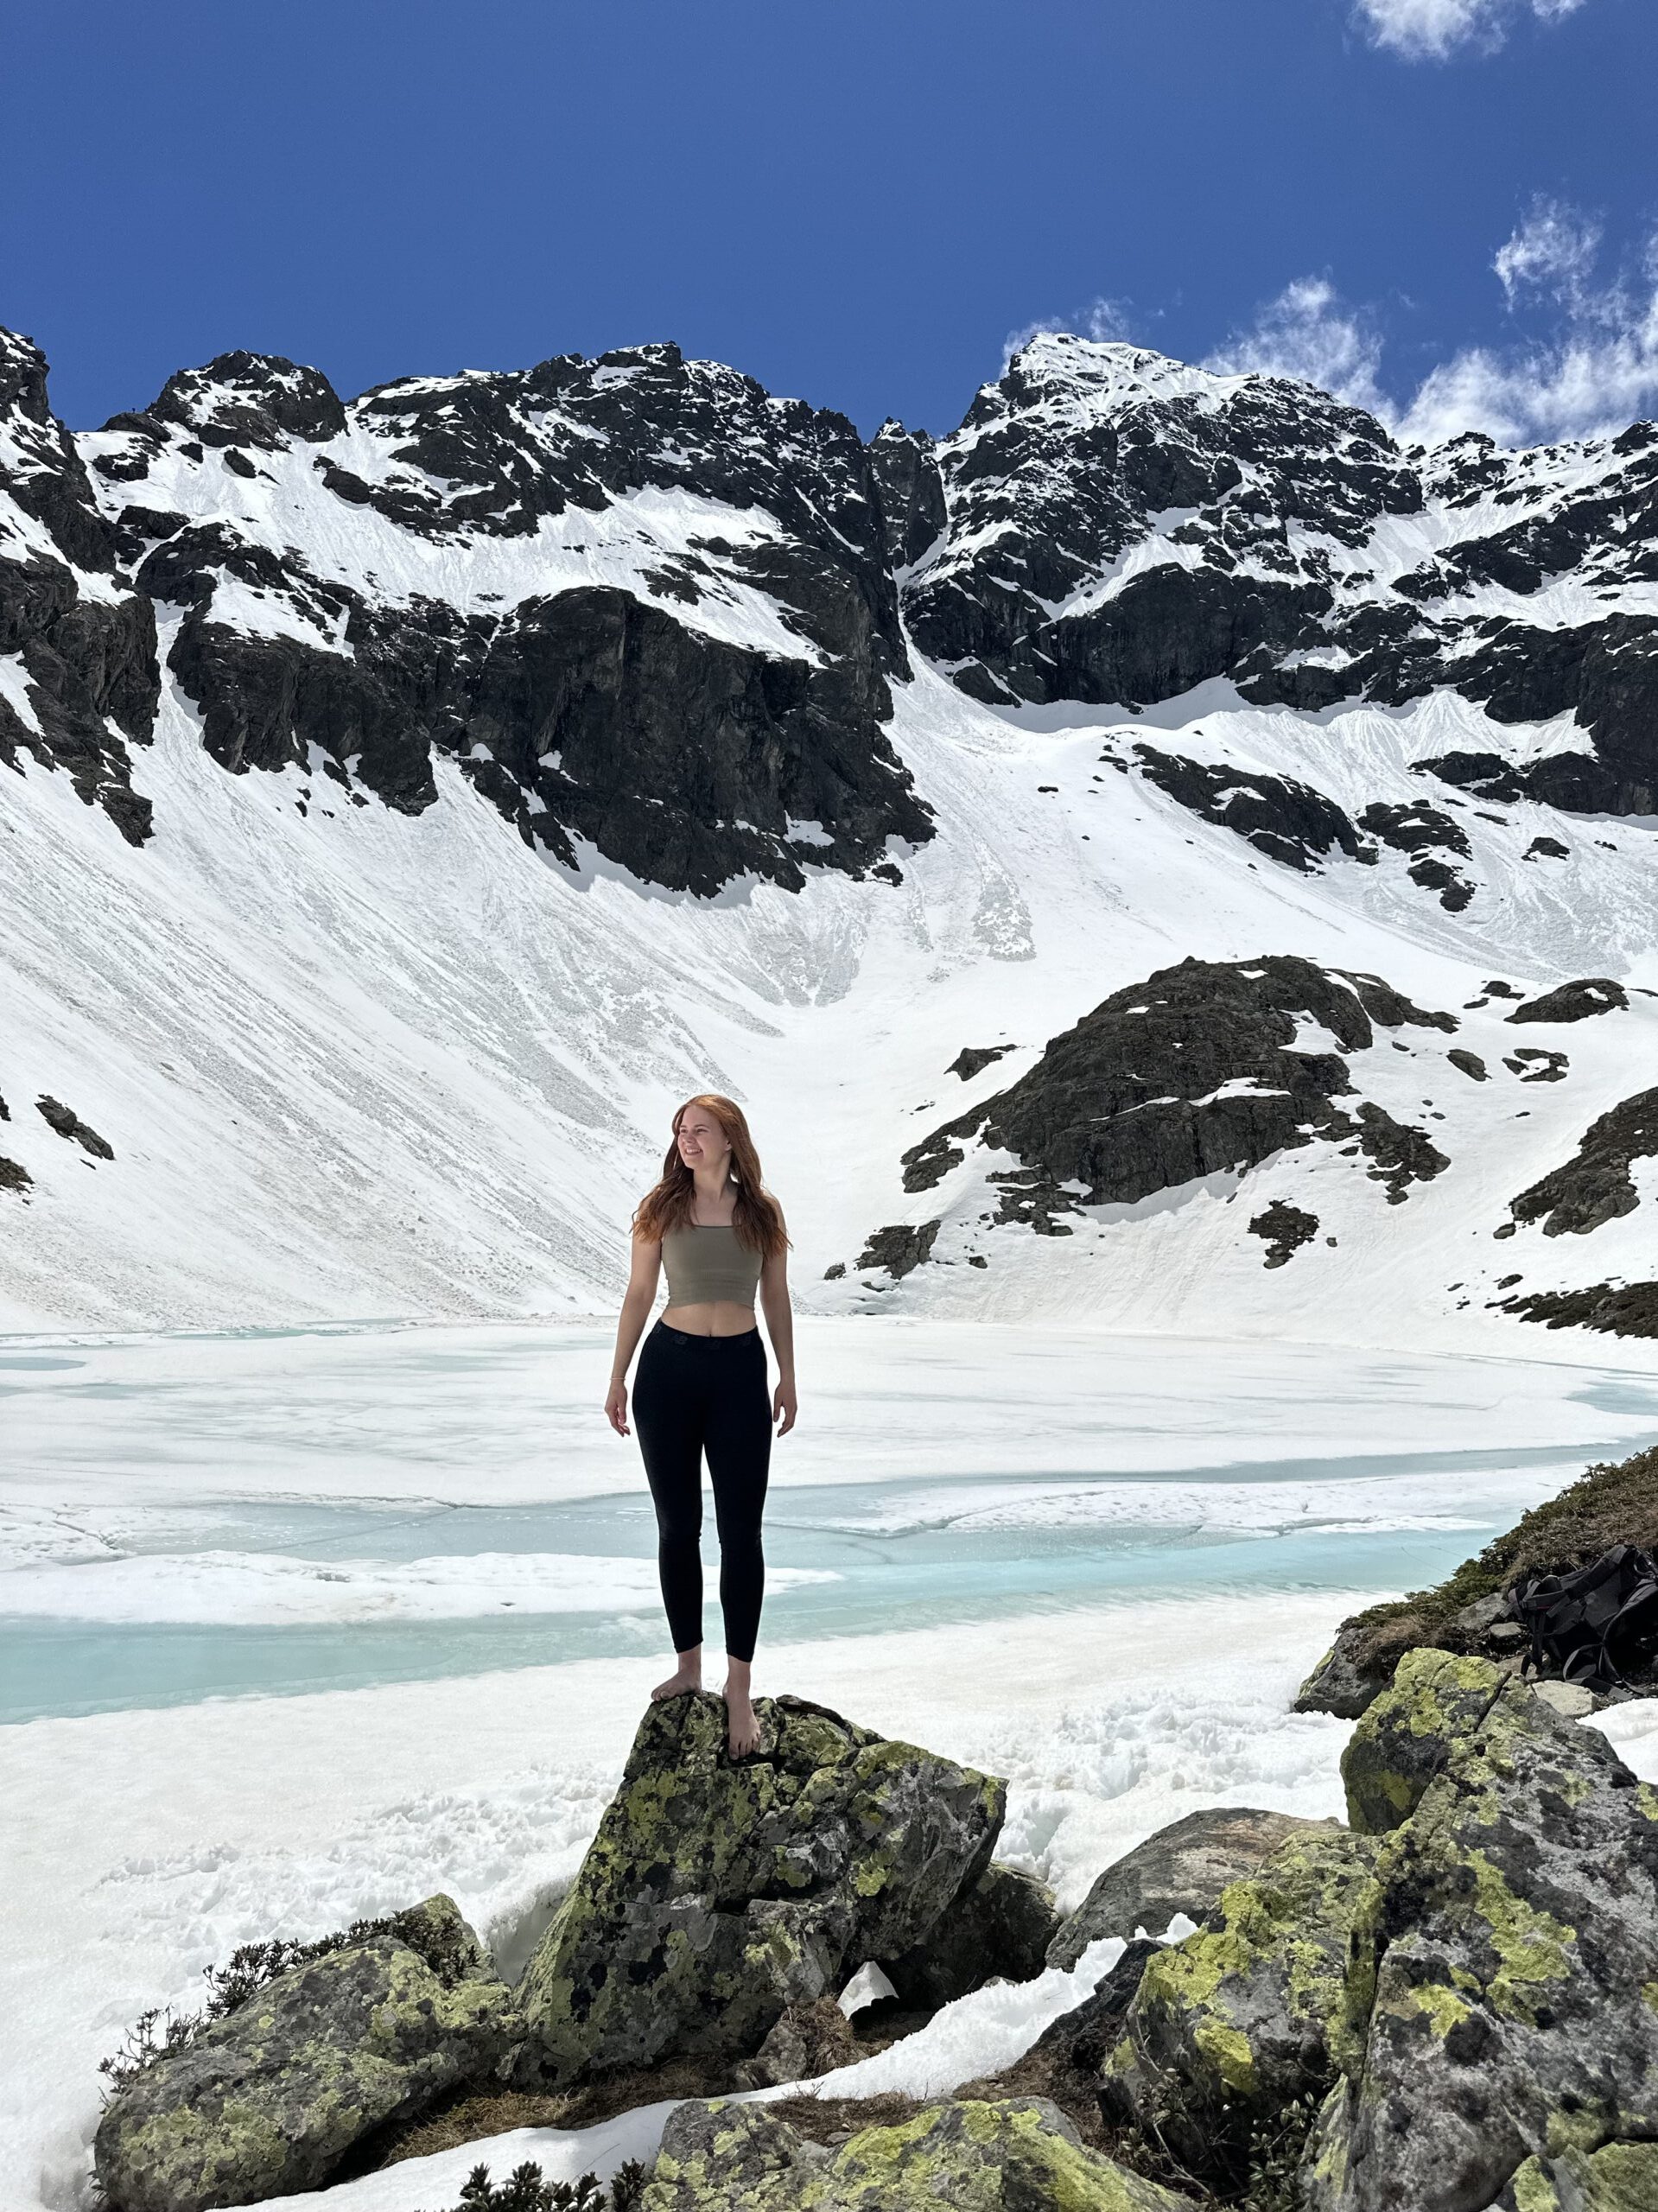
[893,334,1658,814]
[0,330,159,843]
[76,340,934,893]
[947,1044,1014,1081]
[1308,1651,1658,2212]
[0,1156,31,1193]
[883,1859,1060,2009]
[1248,1199,1319,1268]
[852,1221,940,1278]
[1134,745,1361,871]
[892,957,1451,1245]
[731,1997,860,2090]
[1293,1630,1390,1720]
[1447,1048,1489,1081]
[93,1929,515,2212]
[1357,798,1476,908]
[1509,1087,1658,1236]
[35,1094,114,1158]
[517,1692,1003,2086]
[1048,1808,1339,1971]
[1497,1280,1658,1338]
[1506,976,1629,1024]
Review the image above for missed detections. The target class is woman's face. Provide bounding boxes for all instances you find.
[676,1107,733,1177]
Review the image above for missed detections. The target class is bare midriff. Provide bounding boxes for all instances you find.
[660,1300,760,1338]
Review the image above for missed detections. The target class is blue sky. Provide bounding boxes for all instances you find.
[3,0,1654,444]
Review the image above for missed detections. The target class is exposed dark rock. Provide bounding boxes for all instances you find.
[1308,1651,1658,2211]
[1295,1441,1658,1713]
[947,1044,1014,1081]
[1524,836,1570,861]
[893,958,1453,1265]
[1447,1048,1489,1081]
[866,419,947,570]
[640,2094,1192,2210]
[1048,1808,1340,1971]
[1509,1086,1658,1236]
[35,1095,113,1159]
[1248,1199,1319,1268]
[1132,746,1361,870]
[1498,1280,1658,1338]
[93,1916,516,2212]
[517,1692,1003,2086]
[1503,1046,1568,1083]
[852,1221,940,1278]
[0,1156,31,1193]
[732,1998,861,2091]
[883,1859,1060,2009]
[1506,976,1629,1024]
[0,329,159,842]
[1357,799,1471,859]
[1097,1825,1383,2186]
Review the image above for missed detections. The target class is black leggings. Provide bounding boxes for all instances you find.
[632,1319,772,1662]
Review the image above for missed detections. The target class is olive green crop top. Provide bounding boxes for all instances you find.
[661,1224,764,1309]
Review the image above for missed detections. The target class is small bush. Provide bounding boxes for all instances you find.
[437,2161,640,2211]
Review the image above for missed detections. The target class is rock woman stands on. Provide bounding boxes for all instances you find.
[606,1094,797,1756]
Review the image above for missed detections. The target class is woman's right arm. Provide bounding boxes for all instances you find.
[605,1233,661,1435]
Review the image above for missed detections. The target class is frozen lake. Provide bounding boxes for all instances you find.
[5,1316,1658,1721]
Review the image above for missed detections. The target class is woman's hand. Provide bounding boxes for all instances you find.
[772,1381,797,1437]
[606,1378,630,1436]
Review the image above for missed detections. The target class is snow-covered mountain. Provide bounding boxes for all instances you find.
[3,325,1655,1347]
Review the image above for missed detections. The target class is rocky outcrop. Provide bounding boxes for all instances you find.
[93,1902,515,2212]
[0,330,158,843]
[1305,1651,1658,2211]
[518,1692,1003,2085]
[1507,976,1629,1025]
[1498,1279,1658,1339]
[883,957,1452,1259]
[35,1094,113,1158]
[1508,1087,1658,1236]
[1248,1199,1319,1267]
[640,2094,1193,2210]
[883,1859,1060,2008]
[1047,1807,1340,1969]
[1297,1441,1658,1717]
[1097,1825,1382,2182]
[1132,745,1362,872]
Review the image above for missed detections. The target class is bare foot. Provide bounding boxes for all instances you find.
[724,1683,762,1758]
[651,1662,702,1701]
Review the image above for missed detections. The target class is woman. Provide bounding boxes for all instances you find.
[606,1094,797,1757]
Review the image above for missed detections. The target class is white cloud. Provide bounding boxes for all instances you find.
[1200,213,1658,448]
[1204,277,1390,416]
[1493,197,1601,308]
[1353,0,1588,61]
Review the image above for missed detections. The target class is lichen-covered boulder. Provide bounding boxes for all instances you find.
[1494,2142,1658,2209]
[94,1926,515,2212]
[640,2094,1196,2209]
[519,1692,1004,2083]
[1047,1806,1339,1968]
[1293,1628,1388,1719]
[885,1858,1060,2006]
[1303,1649,1658,2212]
[1097,1825,1382,2181]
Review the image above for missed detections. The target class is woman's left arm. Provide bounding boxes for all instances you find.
[759,1240,797,1436]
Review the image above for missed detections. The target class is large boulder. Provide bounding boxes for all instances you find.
[1047,1806,1339,1968]
[94,1909,515,2212]
[884,1858,1060,2007]
[518,1692,1004,2084]
[640,2094,1196,2209]
[1494,2143,1658,2209]
[1097,1825,1382,2181]
[1303,1649,1658,2212]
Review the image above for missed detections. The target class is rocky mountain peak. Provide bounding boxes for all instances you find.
[140,351,350,449]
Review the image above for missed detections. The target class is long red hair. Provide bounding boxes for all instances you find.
[632,1094,789,1257]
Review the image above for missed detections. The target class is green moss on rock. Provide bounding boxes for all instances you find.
[94,1926,515,2212]
[519,1693,1005,2086]
[639,2094,1195,2209]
